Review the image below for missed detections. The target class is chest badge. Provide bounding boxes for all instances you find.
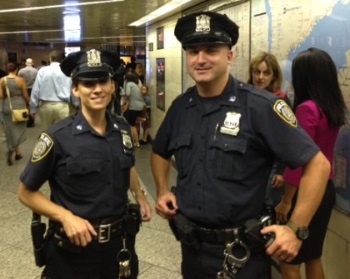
[220,112,241,136]
[121,130,133,150]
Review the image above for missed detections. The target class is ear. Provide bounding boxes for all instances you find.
[227,49,234,65]
[72,85,80,98]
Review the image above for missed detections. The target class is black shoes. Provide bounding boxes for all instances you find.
[6,150,13,166]
[6,151,23,165]
[15,154,23,160]
[139,140,147,145]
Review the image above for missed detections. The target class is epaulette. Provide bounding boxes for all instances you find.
[46,114,75,134]
[173,85,196,102]
[112,113,129,125]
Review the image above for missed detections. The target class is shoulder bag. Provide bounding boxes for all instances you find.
[4,77,29,122]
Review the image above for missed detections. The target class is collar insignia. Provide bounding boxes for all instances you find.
[196,14,211,33]
[86,49,102,67]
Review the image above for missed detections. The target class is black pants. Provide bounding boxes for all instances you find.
[181,241,271,279]
[41,234,138,279]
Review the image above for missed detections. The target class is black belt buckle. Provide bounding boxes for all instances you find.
[98,224,111,243]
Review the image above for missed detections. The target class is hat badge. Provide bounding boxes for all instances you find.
[196,14,211,33]
[86,49,102,68]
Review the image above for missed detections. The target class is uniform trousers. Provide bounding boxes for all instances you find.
[181,240,270,279]
[41,234,138,279]
[38,101,69,131]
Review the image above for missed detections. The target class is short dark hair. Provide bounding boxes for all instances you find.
[50,50,65,62]
[6,62,18,72]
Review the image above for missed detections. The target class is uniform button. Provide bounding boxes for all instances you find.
[197,182,201,186]
[199,158,203,163]
[200,135,205,140]
[197,206,202,210]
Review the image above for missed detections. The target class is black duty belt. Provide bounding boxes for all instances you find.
[50,215,124,244]
[196,226,245,244]
[90,215,124,243]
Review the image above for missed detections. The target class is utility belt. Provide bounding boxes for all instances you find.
[169,213,275,279]
[31,203,141,267]
[169,213,274,249]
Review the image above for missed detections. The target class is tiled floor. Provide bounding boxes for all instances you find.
[0,118,281,278]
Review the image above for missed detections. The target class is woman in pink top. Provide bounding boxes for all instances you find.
[276,48,346,279]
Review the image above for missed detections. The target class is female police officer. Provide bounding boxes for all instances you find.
[18,49,151,279]
[151,11,330,279]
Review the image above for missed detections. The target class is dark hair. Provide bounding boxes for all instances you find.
[50,50,65,62]
[292,47,345,127]
[6,62,18,72]
[125,73,139,84]
[247,51,283,92]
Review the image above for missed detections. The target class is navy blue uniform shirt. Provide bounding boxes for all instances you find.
[152,76,319,227]
[20,111,135,219]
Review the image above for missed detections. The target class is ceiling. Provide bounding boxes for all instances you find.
[0,0,208,46]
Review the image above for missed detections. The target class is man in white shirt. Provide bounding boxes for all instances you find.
[30,50,72,131]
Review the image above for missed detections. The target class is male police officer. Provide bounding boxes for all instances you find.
[151,11,330,279]
[18,49,151,279]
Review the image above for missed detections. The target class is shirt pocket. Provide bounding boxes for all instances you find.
[169,134,192,178]
[209,137,247,181]
[65,159,109,197]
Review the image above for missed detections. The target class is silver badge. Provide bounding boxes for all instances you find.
[86,49,102,68]
[196,14,211,33]
[121,130,133,150]
[220,112,241,136]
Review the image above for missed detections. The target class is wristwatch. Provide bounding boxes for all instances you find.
[287,220,309,241]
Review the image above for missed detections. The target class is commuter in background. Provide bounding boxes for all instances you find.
[135,63,146,84]
[18,58,38,127]
[30,50,72,131]
[151,11,330,279]
[275,47,346,279]
[37,60,47,70]
[247,51,290,205]
[18,49,151,279]
[123,72,145,147]
[139,84,151,144]
[125,55,137,72]
[0,62,30,165]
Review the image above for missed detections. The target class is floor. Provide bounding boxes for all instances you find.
[0,118,281,278]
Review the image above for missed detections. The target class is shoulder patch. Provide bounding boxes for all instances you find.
[273,100,297,127]
[32,133,54,162]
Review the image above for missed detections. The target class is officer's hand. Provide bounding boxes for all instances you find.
[271,174,284,188]
[261,225,301,263]
[155,191,178,219]
[61,214,97,247]
[275,199,292,224]
[136,195,152,222]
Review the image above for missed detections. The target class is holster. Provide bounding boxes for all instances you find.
[124,203,141,236]
[31,213,47,267]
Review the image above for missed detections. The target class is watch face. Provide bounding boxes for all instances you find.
[297,227,309,240]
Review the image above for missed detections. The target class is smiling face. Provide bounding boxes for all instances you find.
[185,44,233,94]
[72,77,115,112]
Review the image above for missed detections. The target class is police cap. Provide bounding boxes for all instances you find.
[174,11,239,48]
[60,49,120,80]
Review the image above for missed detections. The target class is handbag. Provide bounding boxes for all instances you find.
[4,77,29,122]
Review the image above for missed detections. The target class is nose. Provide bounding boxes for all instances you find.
[197,51,206,63]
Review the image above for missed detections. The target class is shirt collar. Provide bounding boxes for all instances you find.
[71,110,120,136]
